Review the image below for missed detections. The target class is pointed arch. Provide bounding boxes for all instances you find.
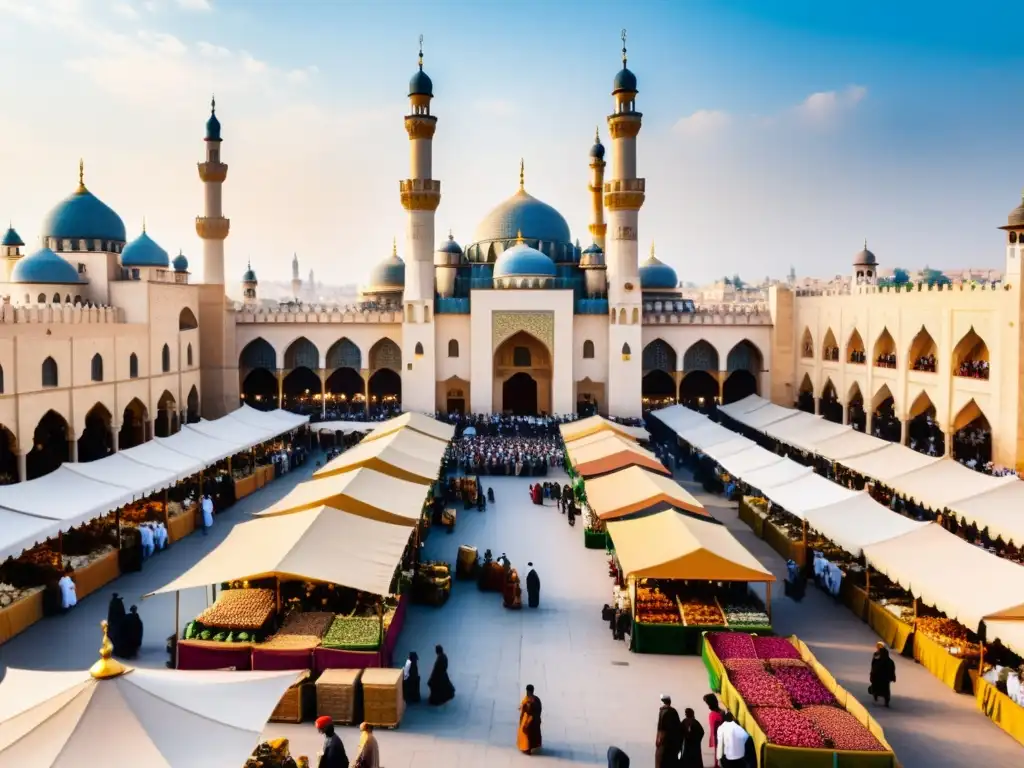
[239,337,276,370]
[800,327,814,359]
[621,342,632,359]
[952,399,992,465]
[78,402,113,463]
[282,366,321,407]
[414,341,425,357]
[871,383,895,412]
[156,390,178,438]
[798,373,814,394]
[241,369,277,409]
[186,343,194,367]
[129,352,139,379]
[178,307,198,331]
[907,390,937,421]
[819,378,842,423]
[872,328,896,367]
[368,338,401,372]
[797,373,815,413]
[821,328,839,361]
[679,370,719,407]
[161,343,171,373]
[186,385,200,423]
[284,336,319,370]
[326,337,361,370]
[952,398,986,434]
[642,339,677,373]
[27,410,69,480]
[908,326,938,371]
[41,356,58,388]
[726,340,762,373]
[847,381,863,403]
[683,340,719,372]
[90,353,103,382]
[641,370,676,410]
[846,382,866,432]
[846,328,866,364]
[952,327,990,379]
[448,339,460,358]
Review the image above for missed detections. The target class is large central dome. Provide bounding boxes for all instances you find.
[472,188,571,245]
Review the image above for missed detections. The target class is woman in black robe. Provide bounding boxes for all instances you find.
[403,651,421,703]
[869,642,896,706]
[680,708,705,768]
[107,593,127,657]
[121,605,144,658]
[427,644,455,705]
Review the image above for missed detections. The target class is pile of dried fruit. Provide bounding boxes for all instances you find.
[729,669,792,708]
[752,708,825,748]
[321,616,382,650]
[261,611,334,650]
[723,658,767,673]
[679,599,725,626]
[800,706,886,751]
[196,588,275,630]
[636,587,680,624]
[773,665,837,706]
[707,632,756,660]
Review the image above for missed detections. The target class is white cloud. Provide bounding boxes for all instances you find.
[176,0,211,9]
[672,109,731,139]
[239,51,267,75]
[795,85,868,122]
[111,1,138,18]
[138,30,187,55]
[197,40,230,58]
[286,66,319,84]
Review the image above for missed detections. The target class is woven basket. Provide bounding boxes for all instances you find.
[269,670,311,723]
[316,668,363,725]
[360,667,404,728]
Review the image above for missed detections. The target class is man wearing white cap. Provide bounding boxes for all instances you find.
[656,693,682,768]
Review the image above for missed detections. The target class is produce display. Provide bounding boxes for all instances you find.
[801,706,886,751]
[678,597,724,626]
[773,665,837,706]
[167,499,196,520]
[260,612,333,650]
[752,707,825,748]
[0,583,43,609]
[196,588,275,631]
[321,616,382,650]
[707,632,756,659]
[881,602,915,623]
[730,669,792,707]
[119,501,165,526]
[244,738,302,768]
[635,586,681,624]
[721,600,770,626]
[182,621,262,644]
[723,658,766,673]
[62,546,115,572]
[753,635,802,660]
[916,617,981,658]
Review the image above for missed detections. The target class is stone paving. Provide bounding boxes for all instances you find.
[1,453,1022,767]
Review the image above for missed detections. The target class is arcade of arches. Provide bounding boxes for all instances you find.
[493,331,551,416]
[238,336,403,417]
[640,338,763,411]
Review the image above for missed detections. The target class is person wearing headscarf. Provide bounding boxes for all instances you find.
[428,644,456,705]
[121,605,144,658]
[870,642,896,707]
[680,707,705,767]
[517,684,542,754]
[58,566,77,612]
[107,593,127,655]
[352,722,380,768]
[403,651,421,703]
[607,746,630,768]
[656,694,682,768]
[702,694,725,767]
[526,563,540,608]
[314,716,347,768]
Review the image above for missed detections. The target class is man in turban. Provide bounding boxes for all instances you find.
[314,716,348,768]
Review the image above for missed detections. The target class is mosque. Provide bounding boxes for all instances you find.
[0,36,1022,485]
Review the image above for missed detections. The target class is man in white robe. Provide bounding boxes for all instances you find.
[58,569,77,611]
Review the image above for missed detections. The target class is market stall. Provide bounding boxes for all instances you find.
[716,444,786,479]
[762,413,851,454]
[727,401,800,431]
[585,465,708,521]
[607,509,774,654]
[673,420,740,452]
[569,434,669,479]
[951,481,1024,547]
[809,428,890,462]
[701,436,759,465]
[0,622,301,767]
[362,411,456,443]
[703,631,898,767]
[560,414,649,443]
[837,443,940,484]
[716,393,770,418]
[314,427,446,485]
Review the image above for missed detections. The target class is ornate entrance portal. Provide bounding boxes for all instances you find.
[493,330,551,415]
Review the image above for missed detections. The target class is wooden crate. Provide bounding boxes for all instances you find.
[270,670,312,723]
[316,668,363,725]
[360,667,404,728]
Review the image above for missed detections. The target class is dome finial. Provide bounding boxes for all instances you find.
[142,216,146,234]
[392,236,398,257]
[418,34,424,70]
[77,158,86,193]
[448,229,453,240]
[519,158,525,191]
[864,238,868,250]
[89,620,128,680]
[210,94,216,115]
[621,28,628,67]
[516,229,524,245]
[595,125,600,144]
[650,241,656,259]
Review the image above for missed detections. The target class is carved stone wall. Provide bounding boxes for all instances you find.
[492,311,554,353]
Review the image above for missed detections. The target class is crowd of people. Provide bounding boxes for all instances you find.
[444,435,564,476]
[956,359,990,379]
[848,349,867,364]
[822,345,840,361]
[875,352,897,368]
[911,354,938,372]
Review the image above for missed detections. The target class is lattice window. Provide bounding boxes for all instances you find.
[326,338,361,369]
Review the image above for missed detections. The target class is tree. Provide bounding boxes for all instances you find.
[921,267,951,286]
[879,268,910,286]
[732,273,744,289]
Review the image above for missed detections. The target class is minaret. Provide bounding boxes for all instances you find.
[1001,189,1024,279]
[588,127,607,251]
[291,253,302,300]
[399,35,441,413]
[605,30,645,418]
[2,224,24,282]
[196,96,229,285]
[242,260,258,306]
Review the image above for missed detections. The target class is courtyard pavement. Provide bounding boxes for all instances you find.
[0,456,1021,767]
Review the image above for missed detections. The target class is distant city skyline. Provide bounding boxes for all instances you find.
[1,0,1022,287]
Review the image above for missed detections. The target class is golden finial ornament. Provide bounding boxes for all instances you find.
[516,229,524,245]
[519,158,525,191]
[210,94,216,114]
[650,242,656,259]
[142,217,147,234]
[89,620,128,680]
[621,28,628,67]
[594,125,600,144]
[418,34,424,70]
[76,158,86,193]
[392,236,398,257]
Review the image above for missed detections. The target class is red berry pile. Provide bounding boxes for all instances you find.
[753,707,825,748]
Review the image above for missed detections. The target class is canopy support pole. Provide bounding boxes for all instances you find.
[378,599,385,667]
[198,470,204,498]
[802,519,808,548]
[163,488,169,531]
[174,591,181,669]
[980,642,986,674]
[275,577,282,615]
[115,507,122,550]
[766,581,772,623]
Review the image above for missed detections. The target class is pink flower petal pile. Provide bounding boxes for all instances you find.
[752,707,824,748]
[723,658,766,673]
[773,665,838,706]
[730,669,792,708]
[753,635,802,659]
[801,706,886,751]
[707,632,756,659]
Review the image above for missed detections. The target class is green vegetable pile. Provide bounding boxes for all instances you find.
[182,620,262,644]
[321,616,382,650]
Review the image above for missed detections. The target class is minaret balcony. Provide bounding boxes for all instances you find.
[607,112,643,139]
[604,178,645,211]
[400,179,442,211]
[197,161,228,183]
[404,114,438,140]
[195,216,230,240]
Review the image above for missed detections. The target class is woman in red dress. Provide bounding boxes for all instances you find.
[703,694,725,767]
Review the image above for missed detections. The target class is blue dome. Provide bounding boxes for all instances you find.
[206,97,221,141]
[11,247,82,284]
[437,233,462,256]
[639,251,678,290]
[43,182,126,244]
[242,263,257,282]
[492,242,557,279]
[121,230,170,268]
[368,243,405,290]
[172,251,189,272]
[2,227,23,247]
[473,189,571,246]
[590,141,605,159]
[613,67,638,94]
[409,68,433,97]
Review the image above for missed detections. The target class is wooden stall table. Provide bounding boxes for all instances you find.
[167,504,198,543]
[762,520,806,568]
[840,582,869,622]
[176,639,254,670]
[360,667,405,728]
[234,473,258,500]
[913,631,972,693]
[269,670,313,724]
[865,600,914,655]
[72,549,121,601]
[0,589,44,646]
[316,668,363,726]
[738,497,767,539]
[258,464,274,486]
[976,674,1024,747]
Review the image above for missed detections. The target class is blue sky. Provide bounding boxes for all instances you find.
[0,0,1021,287]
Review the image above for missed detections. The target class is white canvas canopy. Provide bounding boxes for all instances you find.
[864,524,1024,632]
[758,472,858,518]
[650,405,708,434]
[802,493,929,555]
[157,428,238,465]
[62,454,178,500]
[702,436,758,464]
[764,415,851,453]
[717,445,787,478]
[363,412,455,443]
[734,402,801,430]
[809,429,890,461]
[225,404,308,434]
[0,508,61,563]
[739,458,813,491]
[677,421,738,450]
[950,481,1024,546]
[0,663,299,767]
[885,459,1017,512]
[187,418,274,451]
[118,440,203,482]
[0,466,133,531]
[718,395,770,418]
[147,505,412,598]
[316,420,377,434]
[838,443,941,482]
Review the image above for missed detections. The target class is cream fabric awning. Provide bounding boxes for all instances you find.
[717,445,786,478]
[718,394,770,418]
[702,436,758,464]
[607,510,774,582]
[950,481,1024,546]
[147,505,412,597]
[585,466,708,520]
[187,418,273,450]
[363,412,455,443]
[739,458,814,491]
[839,443,941,482]
[257,467,425,526]
[760,473,858,518]
[650,405,708,435]
[62,454,178,500]
[560,414,648,443]
[117,440,203,482]
[864,524,1024,632]
[314,429,443,485]
[569,434,668,477]
[732,402,799,429]
[763,415,851,453]
[802,493,929,555]
[885,460,1017,513]
[316,421,377,434]
[157,429,239,465]
[0,665,299,767]
[0,466,133,531]
[567,433,653,464]
[677,421,739,451]
[225,404,308,435]
[809,429,890,461]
